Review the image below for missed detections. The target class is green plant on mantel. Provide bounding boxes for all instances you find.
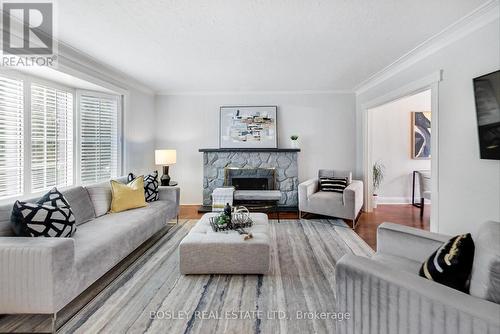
[290,135,299,141]
[372,161,385,194]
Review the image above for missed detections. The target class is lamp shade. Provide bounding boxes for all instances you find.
[155,149,176,165]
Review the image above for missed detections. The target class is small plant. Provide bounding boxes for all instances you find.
[372,161,385,194]
[290,135,299,141]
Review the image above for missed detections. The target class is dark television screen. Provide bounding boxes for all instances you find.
[473,70,500,160]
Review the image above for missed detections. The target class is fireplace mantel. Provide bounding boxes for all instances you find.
[199,148,300,153]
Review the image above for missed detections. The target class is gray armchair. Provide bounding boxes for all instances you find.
[298,169,363,227]
[335,221,500,334]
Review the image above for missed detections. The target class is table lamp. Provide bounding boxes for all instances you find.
[155,149,177,186]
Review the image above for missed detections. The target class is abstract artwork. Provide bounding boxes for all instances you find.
[411,111,431,159]
[219,106,277,148]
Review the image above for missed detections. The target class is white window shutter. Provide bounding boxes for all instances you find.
[30,83,74,192]
[0,76,24,199]
[79,93,119,184]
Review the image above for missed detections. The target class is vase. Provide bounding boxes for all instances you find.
[291,140,299,149]
[372,194,378,209]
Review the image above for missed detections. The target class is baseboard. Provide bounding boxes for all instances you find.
[377,197,412,204]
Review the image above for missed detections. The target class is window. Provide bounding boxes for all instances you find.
[30,83,74,192]
[0,73,122,201]
[78,93,120,184]
[0,76,24,199]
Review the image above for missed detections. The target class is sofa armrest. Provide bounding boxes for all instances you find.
[298,179,319,202]
[158,186,180,209]
[335,254,500,334]
[0,237,75,313]
[377,223,450,262]
[343,180,363,213]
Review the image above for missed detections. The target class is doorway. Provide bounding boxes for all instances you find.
[362,71,441,232]
[368,89,432,228]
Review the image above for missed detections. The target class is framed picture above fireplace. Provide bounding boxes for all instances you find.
[219,106,278,148]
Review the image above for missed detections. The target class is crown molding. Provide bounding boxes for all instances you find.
[355,0,500,96]
[0,10,155,95]
[156,89,354,96]
[56,43,155,95]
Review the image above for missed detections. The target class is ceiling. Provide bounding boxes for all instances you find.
[57,0,489,93]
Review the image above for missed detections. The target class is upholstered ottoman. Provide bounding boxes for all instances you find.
[179,212,270,274]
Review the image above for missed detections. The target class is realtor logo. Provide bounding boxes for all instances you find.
[2,2,53,54]
[1,1,57,66]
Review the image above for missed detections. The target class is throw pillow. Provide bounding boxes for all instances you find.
[110,176,147,213]
[128,171,159,202]
[10,188,76,237]
[419,233,475,292]
[319,177,348,193]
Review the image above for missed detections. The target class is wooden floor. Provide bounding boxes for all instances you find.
[180,204,430,249]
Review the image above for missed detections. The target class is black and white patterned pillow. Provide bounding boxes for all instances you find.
[419,233,475,292]
[10,188,76,237]
[128,171,159,202]
[319,177,348,193]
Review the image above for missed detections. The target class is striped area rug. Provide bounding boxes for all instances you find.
[58,219,373,334]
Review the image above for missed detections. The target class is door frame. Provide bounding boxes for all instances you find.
[361,70,442,232]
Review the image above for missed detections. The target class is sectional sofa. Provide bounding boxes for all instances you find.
[0,177,180,315]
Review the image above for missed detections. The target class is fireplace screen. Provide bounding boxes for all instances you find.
[224,167,276,190]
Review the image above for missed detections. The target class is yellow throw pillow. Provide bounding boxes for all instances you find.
[110,176,147,213]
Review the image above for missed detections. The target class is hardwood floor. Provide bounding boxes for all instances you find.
[355,204,430,249]
[179,204,430,249]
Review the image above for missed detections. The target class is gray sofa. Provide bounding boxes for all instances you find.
[298,169,363,227]
[0,177,180,315]
[335,221,500,334]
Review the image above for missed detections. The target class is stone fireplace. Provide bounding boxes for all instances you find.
[199,148,300,208]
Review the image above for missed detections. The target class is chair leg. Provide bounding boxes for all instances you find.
[276,203,280,223]
[420,198,424,219]
[51,313,57,334]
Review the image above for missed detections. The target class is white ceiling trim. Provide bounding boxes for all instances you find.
[56,43,155,95]
[355,0,500,96]
[0,10,155,95]
[156,89,354,96]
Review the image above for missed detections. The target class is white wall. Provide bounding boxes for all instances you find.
[356,18,500,235]
[155,93,356,204]
[372,90,431,203]
[124,89,156,175]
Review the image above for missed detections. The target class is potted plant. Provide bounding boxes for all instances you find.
[372,161,385,209]
[290,135,299,148]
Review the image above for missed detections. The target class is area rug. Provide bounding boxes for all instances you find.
[58,219,373,334]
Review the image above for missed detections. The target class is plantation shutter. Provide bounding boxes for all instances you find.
[31,83,74,192]
[0,76,24,199]
[79,93,119,184]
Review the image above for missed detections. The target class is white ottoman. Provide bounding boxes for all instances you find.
[179,212,270,274]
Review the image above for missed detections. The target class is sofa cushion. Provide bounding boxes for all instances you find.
[60,186,95,225]
[10,188,76,237]
[319,177,348,193]
[318,169,352,184]
[419,233,475,293]
[85,177,129,217]
[85,181,112,217]
[128,171,159,202]
[308,190,343,205]
[470,221,500,304]
[372,253,422,274]
[72,200,173,293]
[110,177,147,213]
